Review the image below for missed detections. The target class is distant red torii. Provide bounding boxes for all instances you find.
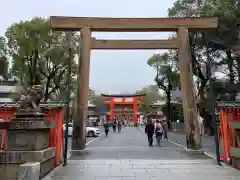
[101,93,146,125]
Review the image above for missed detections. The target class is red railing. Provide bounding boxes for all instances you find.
[218,106,240,163]
[0,105,65,166]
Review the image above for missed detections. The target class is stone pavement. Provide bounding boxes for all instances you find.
[44,159,240,180]
[43,127,240,180]
[167,131,217,157]
[70,127,209,160]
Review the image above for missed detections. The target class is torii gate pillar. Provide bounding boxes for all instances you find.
[178,27,201,150]
[72,27,91,151]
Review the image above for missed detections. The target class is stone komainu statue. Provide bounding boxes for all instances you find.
[19,85,44,110]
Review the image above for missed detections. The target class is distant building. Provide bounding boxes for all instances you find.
[87,101,99,126]
[0,76,19,102]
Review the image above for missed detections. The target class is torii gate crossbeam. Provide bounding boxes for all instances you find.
[50,16,218,152]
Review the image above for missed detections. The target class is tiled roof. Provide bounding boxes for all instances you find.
[101,93,146,97]
[0,102,67,108]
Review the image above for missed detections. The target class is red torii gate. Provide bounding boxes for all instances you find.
[101,93,146,125]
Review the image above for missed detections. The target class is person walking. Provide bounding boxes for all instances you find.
[160,120,168,140]
[159,114,168,140]
[103,121,109,137]
[113,120,117,132]
[145,119,155,147]
[155,120,164,146]
[117,121,122,132]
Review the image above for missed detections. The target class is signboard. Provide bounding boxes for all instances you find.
[125,98,133,102]
[113,98,122,102]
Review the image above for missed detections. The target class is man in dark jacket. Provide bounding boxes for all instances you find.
[145,119,155,146]
[103,121,109,137]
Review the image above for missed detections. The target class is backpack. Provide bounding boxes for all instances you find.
[155,123,162,132]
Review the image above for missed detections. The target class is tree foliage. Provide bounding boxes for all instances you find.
[147,52,180,124]
[136,85,163,114]
[167,0,240,134]
[147,52,180,93]
[89,94,107,113]
[5,17,79,101]
[0,36,7,58]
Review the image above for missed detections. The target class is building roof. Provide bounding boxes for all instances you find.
[150,101,165,106]
[101,93,146,97]
[0,102,67,108]
[146,111,164,117]
[150,100,181,107]
[0,76,19,81]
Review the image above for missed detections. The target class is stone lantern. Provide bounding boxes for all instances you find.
[0,85,56,180]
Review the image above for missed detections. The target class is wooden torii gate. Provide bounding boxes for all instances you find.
[50,16,218,151]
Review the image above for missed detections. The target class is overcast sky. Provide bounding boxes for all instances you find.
[1,0,175,94]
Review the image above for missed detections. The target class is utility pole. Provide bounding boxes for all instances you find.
[206,49,221,165]
[63,33,73,166]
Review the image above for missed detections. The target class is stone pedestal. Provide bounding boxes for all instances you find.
[6,121,51,151]
[232,157,240,170]
[0,110,56,180]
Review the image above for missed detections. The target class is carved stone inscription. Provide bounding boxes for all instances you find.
[15,121,33,129]
[10,121,33,129]
[8,121,54,130]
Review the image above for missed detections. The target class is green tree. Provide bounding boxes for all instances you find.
[136,85,163,114]
[89,94,107,113]
[168,0,240,134]
[147,52,180,126]
[5,17,79,101]
[0,36,7,58]
[0,36,10,78]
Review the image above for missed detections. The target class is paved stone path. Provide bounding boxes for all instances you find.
[167,132,217,157]
[70,127,210,160]
[44,127,240,180]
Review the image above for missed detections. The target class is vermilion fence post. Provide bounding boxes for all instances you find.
[44,107,64,166]
[0,106,15,150]
[0,103,65,167]
[54,108,64,166]
[218,104,240,163]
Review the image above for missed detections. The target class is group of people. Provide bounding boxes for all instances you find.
[102,118,168,146]
[103,120,122,137]
[112,120,122,132]
[145,119,167,147]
